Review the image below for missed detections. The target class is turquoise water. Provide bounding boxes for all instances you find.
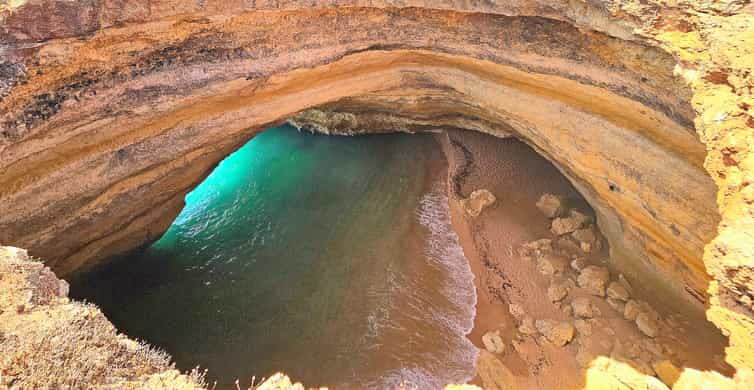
[71,125,477,388]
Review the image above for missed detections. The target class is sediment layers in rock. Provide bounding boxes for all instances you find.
[1,0,753,379]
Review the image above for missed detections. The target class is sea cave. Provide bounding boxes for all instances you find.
[1,1,754,389]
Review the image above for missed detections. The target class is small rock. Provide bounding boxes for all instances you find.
[572,297,597,318]
[607,282,630,301]
[636,312,659,338]
[482,330,506,354]
[577,266,610,296]
[57,280,70,297]
[606,297,626,313]
[537,253,568,276]
[652,360,681,387]
[462,189,496,217]
[551,210,590,235]
[536,193,565,218]
[571,257,588,271]
[518,316,537,335]
[512,337,526,354]
[535,320,575,346]
[509,303,525,321]
[572,226,597,245]
[618,274,634,294]
[547,282,569,302]
[624,300,651,321]
[580,242,592,253]
[16,304,25,314]
[574,318,592,336]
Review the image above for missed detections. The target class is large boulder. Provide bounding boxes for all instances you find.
[536,253,569,276]
[482,330,506,354]
[550,210,591,236]
[535,320,575,346]
[624,300,652,321]
[652,360,681,387]
[462,189,497,217]
[607,282,630,301]
[571,297,597,318]
[577,266,610,296]
[536,193,564,218]
[547,281,569,302]
[636,312,660,338]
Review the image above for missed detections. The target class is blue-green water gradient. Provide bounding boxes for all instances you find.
[72,125,477,388]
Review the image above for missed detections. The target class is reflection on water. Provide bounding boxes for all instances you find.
[71,125,478,388]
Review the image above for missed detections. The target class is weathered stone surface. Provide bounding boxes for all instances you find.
[577,266,611,297]
[572,297,597,318]
[547,281,569,302]
[606,297,626,313]
[508,303,525,321]
[535,319,575,346]
[571,257,588,272]
[551,210,591,236]
[0,246,204,389]
[536,253,569,277]
[518,316,537,335]
[475,350,520,390]
[607,282,630,301]
[482,330,506,354]
[586,356,669,390]
[636,312,660,338]
[536,193,564,218]
[624,300,652,322]
[652,360,681,387]
[462,189,496,217]
[572,227,597,246]
[0,0,753,384]
[574,318,593,336]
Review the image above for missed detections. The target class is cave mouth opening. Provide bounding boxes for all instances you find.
[67,121,733,388]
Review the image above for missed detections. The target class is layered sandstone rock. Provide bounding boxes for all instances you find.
[0,0,753,386]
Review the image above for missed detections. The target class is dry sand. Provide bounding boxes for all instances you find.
[436,130,731,389]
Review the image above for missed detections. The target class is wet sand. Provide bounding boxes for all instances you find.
[436,130,731,389]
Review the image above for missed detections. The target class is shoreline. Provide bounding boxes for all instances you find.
[436,130,731,389]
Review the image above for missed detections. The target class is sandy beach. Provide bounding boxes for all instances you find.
[437,130,730,389]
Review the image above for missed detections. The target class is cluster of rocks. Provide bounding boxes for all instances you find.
[534,193,664,339]
[536,194,600,253]
[481,193,688,388]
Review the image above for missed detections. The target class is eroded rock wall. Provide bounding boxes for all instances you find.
[1,0,753,378]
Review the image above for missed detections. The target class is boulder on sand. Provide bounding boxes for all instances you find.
[462,189,496,217]
[577,266,610,297]
[536,193,564,218]
[482,330,506,354]
[551,210,591,236]
[535,319,575,346]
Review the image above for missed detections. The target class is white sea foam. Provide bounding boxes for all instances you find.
[365,181,479,389]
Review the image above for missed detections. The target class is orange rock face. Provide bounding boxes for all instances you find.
[1,0,753,386]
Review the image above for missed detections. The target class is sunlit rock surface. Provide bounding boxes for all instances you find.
[1,0,754,387]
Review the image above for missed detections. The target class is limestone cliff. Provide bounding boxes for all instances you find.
[0,0,753,386]
[0,246,204,388]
